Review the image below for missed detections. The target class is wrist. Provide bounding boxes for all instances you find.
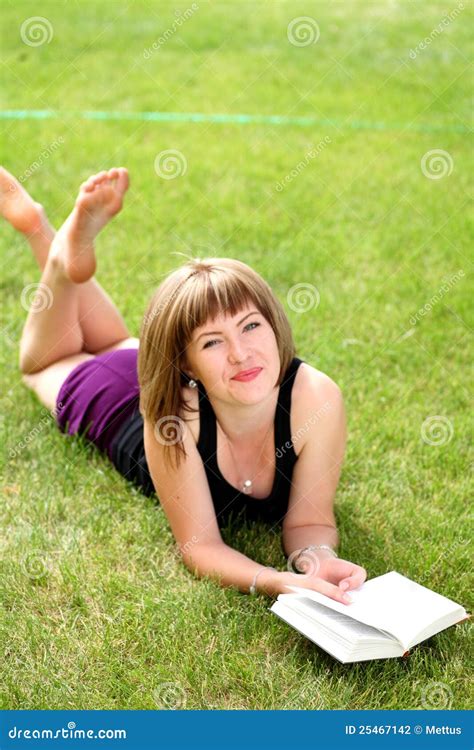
[273,570,308,595]
[289,544,337,574]
[252,567,281,597]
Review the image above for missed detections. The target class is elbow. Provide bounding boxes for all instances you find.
[181,552,203,578]
[180,541,224,578]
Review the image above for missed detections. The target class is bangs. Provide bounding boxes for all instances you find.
[174,269,264,348]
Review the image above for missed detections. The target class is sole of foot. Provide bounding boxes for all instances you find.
[0,167,46,235]
[51,167,129,284]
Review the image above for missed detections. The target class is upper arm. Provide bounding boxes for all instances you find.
[143,418,223,561]
[282,374,346,532]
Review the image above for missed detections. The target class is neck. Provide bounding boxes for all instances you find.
[212,388,278,444]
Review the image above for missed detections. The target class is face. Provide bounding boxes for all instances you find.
[183,303,280,405]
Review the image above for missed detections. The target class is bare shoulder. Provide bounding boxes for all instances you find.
[291,362,344,456]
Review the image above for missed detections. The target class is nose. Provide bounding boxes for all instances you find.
[227,336,247,365]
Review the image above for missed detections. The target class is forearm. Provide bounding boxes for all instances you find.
[282,523,339,562]
[182,542,278,595]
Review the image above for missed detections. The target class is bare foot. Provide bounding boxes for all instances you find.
[0,167,47,235]
[50,167,129,284]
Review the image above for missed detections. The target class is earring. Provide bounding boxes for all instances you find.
[188,379,198,389]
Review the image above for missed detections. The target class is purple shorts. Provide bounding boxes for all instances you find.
[56,348,140,459]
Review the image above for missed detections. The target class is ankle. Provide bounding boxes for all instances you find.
[45,244,71,283]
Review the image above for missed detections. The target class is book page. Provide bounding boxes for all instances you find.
[287,597,395,643]
[271,600,404,663]
[284,571,467,649]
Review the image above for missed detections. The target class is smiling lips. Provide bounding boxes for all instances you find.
[231,367,262,382]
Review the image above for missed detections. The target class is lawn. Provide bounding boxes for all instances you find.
[1,0,472,710]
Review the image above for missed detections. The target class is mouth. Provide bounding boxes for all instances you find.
[231,367,262,382]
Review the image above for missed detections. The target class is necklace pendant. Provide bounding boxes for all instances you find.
[242,479,253,494]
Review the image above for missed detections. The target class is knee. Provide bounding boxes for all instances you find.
[20,369,58,413]
[19,328,44,374]
[19,347,42,376]
[21,372,36,389]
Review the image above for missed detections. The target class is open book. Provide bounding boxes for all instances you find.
[270,571,470,663]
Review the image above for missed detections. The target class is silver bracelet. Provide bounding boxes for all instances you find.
[294,544,338,566]
[249,566,277,595]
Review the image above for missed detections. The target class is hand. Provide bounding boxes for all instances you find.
[316,556,367,595]
[278,556,367,605]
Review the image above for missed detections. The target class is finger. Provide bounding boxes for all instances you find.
[291,576,353,605]
[319,579,353,605]
[318,558,360,584]
[339,566,367,590]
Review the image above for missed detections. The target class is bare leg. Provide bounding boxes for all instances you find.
[0,167,130,353]
[19,168,131,374]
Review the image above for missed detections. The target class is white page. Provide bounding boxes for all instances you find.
[271,600,403,663]
[271,601,354,663]
[286,597,395,643]
[284,571,467,650]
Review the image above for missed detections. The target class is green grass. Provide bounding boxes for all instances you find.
[1,0,472,710]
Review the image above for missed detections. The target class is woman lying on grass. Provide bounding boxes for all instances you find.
[2,165,366,601]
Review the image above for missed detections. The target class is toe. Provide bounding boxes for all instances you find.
[83,172,101,189]
[116,168,129,194]
[92,171,108,185]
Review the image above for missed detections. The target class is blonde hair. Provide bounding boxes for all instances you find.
[138,257,296,470]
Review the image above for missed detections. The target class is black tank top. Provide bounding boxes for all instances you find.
[110,356,305,528]
[195,357,305,527]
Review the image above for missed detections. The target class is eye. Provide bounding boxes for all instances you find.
[203,339,218,349]
[245,321,260,332]
[202,321,260,349]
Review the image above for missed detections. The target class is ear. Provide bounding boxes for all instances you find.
[182,370,197,382]
[179,356,197,382]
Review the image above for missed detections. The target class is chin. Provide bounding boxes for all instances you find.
[229,377,272,402]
